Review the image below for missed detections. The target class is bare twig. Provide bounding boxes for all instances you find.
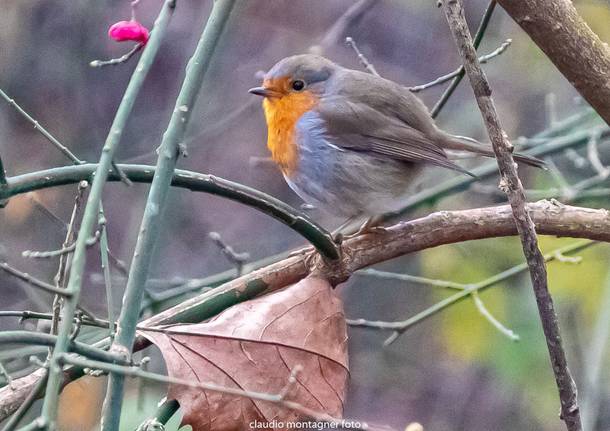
[0,363,14,390]
[344,37,379,76]
[90,43,145,68]
[50,180,88,337]
[21,230,101,259]
[441,1,582,429]
[0,262,73,297]
[409,39,512,93]
[357,269,520,340]
[26,195,67,232]
[0,88,82,165]
[208,232,250,276]
[350,240,594,344]
[586,131,609,179]
[99,205,115,339]
[61,355,378,431]
[471,291,520,341]
[431,0,496,118]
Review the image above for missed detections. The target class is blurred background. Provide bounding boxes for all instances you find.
[0,0,609,430]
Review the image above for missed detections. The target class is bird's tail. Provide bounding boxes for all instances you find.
[442,134,547,169]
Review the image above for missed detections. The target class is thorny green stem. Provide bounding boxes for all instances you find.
[39,1,176,427]
[101,2,237,430]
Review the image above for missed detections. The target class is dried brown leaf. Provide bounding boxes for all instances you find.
[139,276,348,431]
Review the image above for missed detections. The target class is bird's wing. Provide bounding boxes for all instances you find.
[315,95,474,175]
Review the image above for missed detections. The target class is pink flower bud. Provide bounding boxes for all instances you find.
[108,20,150,44]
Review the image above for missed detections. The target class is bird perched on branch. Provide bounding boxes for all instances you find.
[249,54,544,232]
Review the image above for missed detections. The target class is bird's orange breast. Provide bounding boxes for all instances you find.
[262,89,319,175]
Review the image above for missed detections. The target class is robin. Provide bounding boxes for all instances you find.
[249,54,544,230]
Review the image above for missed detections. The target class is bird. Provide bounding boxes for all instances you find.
[249,54,545,232]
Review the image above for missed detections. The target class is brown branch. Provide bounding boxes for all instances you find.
[2,201,610,419]
[496,0,610,125]
[441,2,582,430]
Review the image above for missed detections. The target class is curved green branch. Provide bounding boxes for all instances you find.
[0,163,339,260]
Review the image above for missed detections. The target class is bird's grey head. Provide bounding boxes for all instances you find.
[249,54,337,98]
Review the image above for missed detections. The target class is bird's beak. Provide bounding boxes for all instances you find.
[248,86,282,98]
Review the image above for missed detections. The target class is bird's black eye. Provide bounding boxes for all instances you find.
[291,80,305,91]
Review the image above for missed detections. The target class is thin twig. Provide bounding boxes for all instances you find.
[431,0,496,118]
[26,194,67,232]
[409,39,511,93]
[0,262,73,297]
[349,240,595,344]
[208,232,250,276]
[358,268,520,340]
[99,205,115,339]
[0,362,14,390]
[50,180,88,337]
[0,332,126,365]
[21,230,101,259]
[61,355,378,431]
[471,291,520,341]
[441,1,582,429]
[586,131,609,178]
[0,88,82,165]
[344,37,379,76]
[90,43,144,68]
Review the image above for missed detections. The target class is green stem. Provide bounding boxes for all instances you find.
[39,1,176,426]
[0,262,73,297]
[0,331,126,364]
[101,2,237,430]
[381,124,609,222]
[135,399,180,430]
[430,0,496,118]
[381,240,594,345]
[0,155,6,186]
[0,164,339,260]
[0,88,82,165]
[99,205,115,340]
